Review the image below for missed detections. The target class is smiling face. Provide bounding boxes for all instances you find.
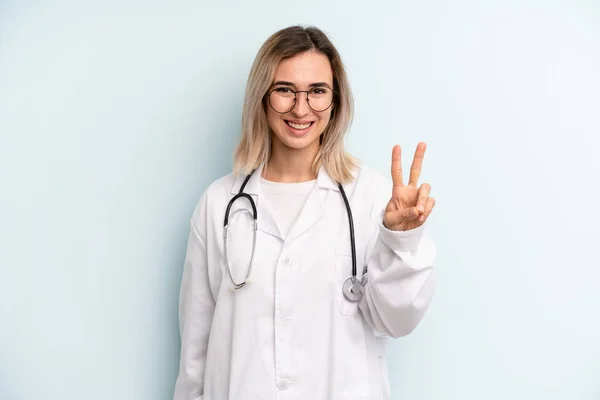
[265,50,334,158]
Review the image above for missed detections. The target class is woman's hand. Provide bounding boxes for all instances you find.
[383,142,435,232]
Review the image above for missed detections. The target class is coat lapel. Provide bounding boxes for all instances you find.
[230,164,283,241]
[285,165,339,243]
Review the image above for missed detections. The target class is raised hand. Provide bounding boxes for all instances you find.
[383,142,435,232]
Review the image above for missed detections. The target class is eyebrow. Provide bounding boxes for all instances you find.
[272,81,332,89]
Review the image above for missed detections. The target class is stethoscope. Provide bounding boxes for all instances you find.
[223,169,367,302]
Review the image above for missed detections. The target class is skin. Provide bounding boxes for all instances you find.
[382,143,436,231]
[263,51,435,231]
[263,50,333,183]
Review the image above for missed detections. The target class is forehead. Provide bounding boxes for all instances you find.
[273,51,333,86]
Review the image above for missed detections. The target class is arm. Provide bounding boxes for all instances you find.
[173,194,214,400]
[359,143,436,338]
[359,205,436,338]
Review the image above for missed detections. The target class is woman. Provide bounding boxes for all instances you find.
[173,25,436,400]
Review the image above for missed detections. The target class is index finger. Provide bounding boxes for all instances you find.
[408,142,427,186]
[391,145,403,187]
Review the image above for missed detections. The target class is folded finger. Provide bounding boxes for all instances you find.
[417,183,431,213]
[418,197,436,222]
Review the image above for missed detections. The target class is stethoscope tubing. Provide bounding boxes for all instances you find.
[223,170,364,301]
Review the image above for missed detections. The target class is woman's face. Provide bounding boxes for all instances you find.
[265,51,334,156]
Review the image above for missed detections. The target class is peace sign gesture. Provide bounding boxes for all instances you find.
[383,142,436,232]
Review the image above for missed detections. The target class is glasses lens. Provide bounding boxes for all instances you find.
[268,87,334,113]
[269,88,295,113]
[307,87,333,112]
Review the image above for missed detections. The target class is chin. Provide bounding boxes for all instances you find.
[277,128,322,151]
[288,139,319,151]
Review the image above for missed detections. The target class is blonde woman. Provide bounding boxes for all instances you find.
[174,25,436,400]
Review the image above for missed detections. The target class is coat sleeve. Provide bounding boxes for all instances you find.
[173,193,214,400]
[358,173,436,338]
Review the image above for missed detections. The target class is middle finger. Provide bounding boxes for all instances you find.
[408,142,427,187]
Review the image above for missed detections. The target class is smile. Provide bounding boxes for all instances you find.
[285,120,314,130]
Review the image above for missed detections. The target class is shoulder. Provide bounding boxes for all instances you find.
[203,172,237,200]
[349,164,391,214]
[350,164,391,193]
[190,172,238,221]
[353,164,387,182]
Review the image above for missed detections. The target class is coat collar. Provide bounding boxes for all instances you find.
[230,163,341,195]
[228,163,353,242]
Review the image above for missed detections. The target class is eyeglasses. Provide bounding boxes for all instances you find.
[266,86,335,114]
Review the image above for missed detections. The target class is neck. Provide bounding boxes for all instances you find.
[263,141,319,183]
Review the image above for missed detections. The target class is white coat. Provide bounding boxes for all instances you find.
[173,163,436,400]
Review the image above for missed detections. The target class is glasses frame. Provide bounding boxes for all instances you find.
[265,86,337,114]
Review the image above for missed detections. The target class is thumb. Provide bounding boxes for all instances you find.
[386,206,420,226]
[403,206,420,220]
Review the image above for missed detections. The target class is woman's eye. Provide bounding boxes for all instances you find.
[275,87,292,93]
[312,88,326,94]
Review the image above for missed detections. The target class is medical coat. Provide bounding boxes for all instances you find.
[173,163,436,400]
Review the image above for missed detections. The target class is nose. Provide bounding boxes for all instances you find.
[291,91,310,116]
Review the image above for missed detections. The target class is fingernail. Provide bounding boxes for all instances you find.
[419,215,426,222]
[417,204,424,212]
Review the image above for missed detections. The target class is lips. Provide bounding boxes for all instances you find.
[284,120,314,136]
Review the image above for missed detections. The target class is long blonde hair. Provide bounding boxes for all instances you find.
[233,25,357,183]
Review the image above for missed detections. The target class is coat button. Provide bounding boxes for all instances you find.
[277,380,289,391]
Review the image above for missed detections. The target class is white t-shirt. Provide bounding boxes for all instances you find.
[260,177,316,237]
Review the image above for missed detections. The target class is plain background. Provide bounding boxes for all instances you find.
[1,1,599,399]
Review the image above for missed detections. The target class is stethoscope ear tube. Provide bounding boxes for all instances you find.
[223,172,257,290]
[224,192,257,226]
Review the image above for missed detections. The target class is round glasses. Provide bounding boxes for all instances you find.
[266,86,335,114]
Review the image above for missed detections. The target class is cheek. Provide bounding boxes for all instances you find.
[317,111,333,131]
[266,107,283,132]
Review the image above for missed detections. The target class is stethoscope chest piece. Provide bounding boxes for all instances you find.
[342,276,364,302]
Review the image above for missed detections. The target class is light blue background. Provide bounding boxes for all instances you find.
[1,1,599,399]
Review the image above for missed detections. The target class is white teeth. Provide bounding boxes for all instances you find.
[287,121,312,130]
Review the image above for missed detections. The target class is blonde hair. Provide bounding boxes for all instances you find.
[233,25,358,183]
